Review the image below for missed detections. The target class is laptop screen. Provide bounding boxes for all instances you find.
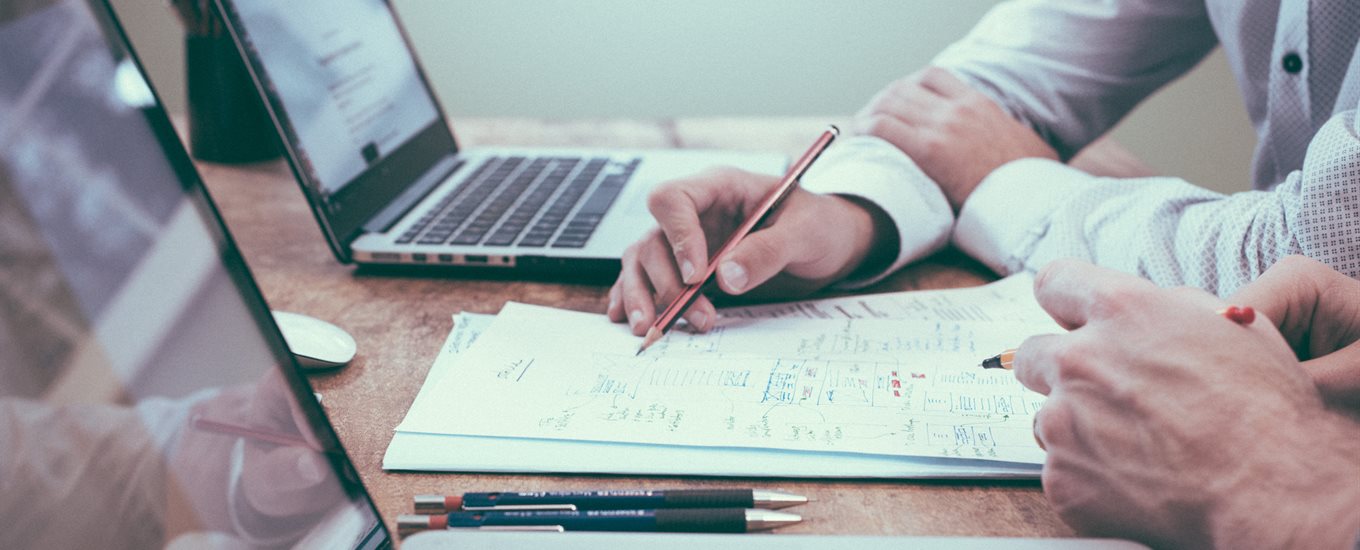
[224,0,439,198]
[218,0,459,255]
[0,1,388,548]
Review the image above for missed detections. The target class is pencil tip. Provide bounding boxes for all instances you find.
[636,327,662,356]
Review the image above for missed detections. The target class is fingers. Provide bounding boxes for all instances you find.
[1012,333,1066,395]
[647,168,766,285]
[918,66,973,97]
[612,232,718,336]
[241,445,341,517]
[1301,340,1360,410]
[714,224,802,296]
[1228,255,1336,349]
[1031,259,1153,330]
[854,78,933,147]
[617,240,660,335]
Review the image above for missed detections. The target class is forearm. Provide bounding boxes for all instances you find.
[957,109,1360,295]
[1210,412,1360,550]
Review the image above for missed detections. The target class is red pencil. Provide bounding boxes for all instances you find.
[636,126,840,355]
[192,414,315,449]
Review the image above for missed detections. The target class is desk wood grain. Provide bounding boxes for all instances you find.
[196,118,1073,540]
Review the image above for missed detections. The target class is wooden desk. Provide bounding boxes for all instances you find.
[196,118,1081,540]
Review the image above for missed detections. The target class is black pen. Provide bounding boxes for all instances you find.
[414,489,807,513]
[397,508,801,535]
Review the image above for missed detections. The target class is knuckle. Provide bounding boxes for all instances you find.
[645,188,676,215]
[1051,341,1094,380]
[1034,259,1077,292]
[921,66,951,82]
[1086,284,1142,320]
[620,242,641,264]
[862,114,896,138]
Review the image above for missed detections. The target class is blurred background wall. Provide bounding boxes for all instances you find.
[111,0,1256,193]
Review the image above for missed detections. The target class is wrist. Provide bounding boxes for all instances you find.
[1210,411,1360,549]
[826,194,897,282]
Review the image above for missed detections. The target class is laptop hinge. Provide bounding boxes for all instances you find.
[362,155,464,234]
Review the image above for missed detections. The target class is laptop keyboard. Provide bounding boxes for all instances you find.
[395,155,639,249]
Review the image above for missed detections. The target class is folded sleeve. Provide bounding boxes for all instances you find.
[799,136,954,288]
[956,109,1360,296]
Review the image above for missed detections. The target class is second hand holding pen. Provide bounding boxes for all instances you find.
[636,125,840,355]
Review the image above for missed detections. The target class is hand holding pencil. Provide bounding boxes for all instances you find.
[608,126,898,343]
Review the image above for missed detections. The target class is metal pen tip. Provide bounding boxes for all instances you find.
[745,509,803,531]
[752,489,808,509]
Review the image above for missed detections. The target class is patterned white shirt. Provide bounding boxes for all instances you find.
[801,0,1360,295]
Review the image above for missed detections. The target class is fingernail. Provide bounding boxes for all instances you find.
[719,261,747,292]
[680,259,696,283]
[629,309,645,329]
[692,310,710,331]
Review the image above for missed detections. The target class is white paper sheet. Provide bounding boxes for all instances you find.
[384,312,1039,478]
[389,275,1060,471]
[719,274,1049,324]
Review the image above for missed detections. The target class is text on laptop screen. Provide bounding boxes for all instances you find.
[0,1,385,547]
[229,0,440,198]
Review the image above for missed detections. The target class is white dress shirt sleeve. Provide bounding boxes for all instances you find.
[956,108,1360,296]
[798,136,953,288]
[932,0,1219,159]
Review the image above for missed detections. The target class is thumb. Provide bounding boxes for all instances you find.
[715,227,796,295]
[1301,341,1360,411]
[240,445,339,517]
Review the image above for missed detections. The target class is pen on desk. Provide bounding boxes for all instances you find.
[191,414,314,448]
[979,349,1015,370]
[414,489,807,513]
[396,508,802,536]
[636,125,840,355]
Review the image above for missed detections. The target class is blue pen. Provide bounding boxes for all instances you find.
[396,508,801,535]
[414,489,807,512]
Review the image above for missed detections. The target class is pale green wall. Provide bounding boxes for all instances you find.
[111,0,1256,193]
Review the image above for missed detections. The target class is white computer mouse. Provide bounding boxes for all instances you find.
[271,311,357,369]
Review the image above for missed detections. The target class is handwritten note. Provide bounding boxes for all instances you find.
[397,278,1060,465]
[720,273,1049,323]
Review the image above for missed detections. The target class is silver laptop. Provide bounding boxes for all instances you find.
[213,0,785,273]
[0,1,389,547]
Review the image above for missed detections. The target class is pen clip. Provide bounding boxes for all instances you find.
[461,504,578,512]
[449,525,567,532]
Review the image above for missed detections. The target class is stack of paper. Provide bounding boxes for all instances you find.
[384,275,1060,478]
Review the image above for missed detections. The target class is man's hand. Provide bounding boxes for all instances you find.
[171,370,343,541]
[1013,259,1360,549]
[1229,255,1360,411]
[607,167,892,335]
[855,67,1058,211]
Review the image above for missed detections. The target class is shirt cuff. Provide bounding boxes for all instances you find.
[954,158,1095,275]
[799,135,953,288]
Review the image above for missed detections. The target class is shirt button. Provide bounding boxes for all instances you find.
[1282,52,1303,74]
